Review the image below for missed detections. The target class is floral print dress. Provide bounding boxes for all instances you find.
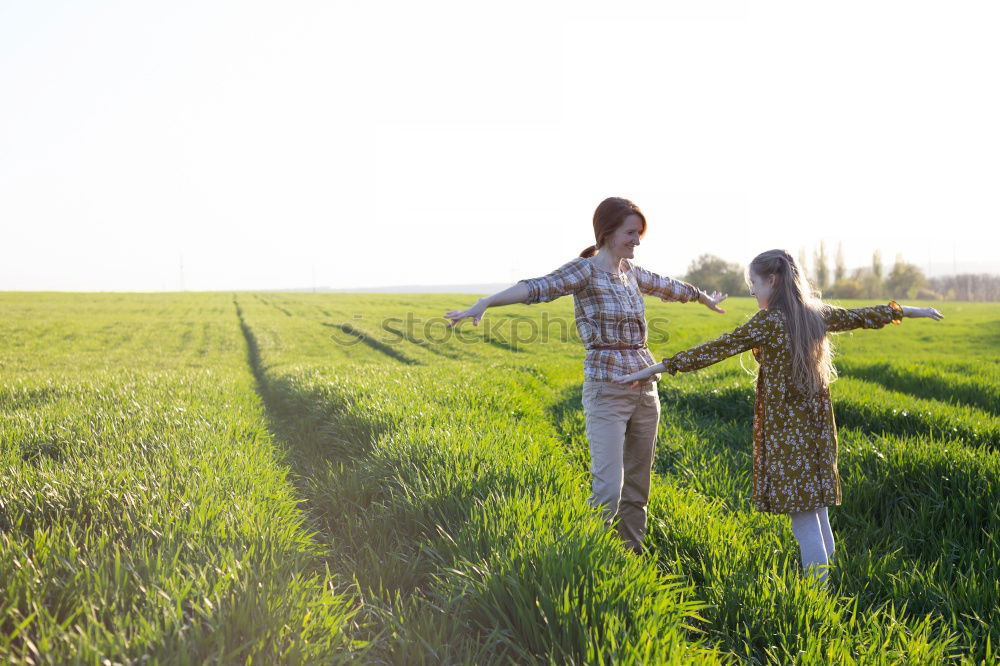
[661,302,903,514]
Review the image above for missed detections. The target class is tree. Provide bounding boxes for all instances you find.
[929,274,1000,301]
[813,242,829,292]
[826,279,865,299]
[868,250,884,298]
[885,256,927,299]
[848,267,882,299]
[834,243,846,283]
[683,254,746,296]
[797,248,809,278]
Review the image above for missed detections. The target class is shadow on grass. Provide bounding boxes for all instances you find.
[837,361,1000,417]
[482,336,527,354]
[379,323,467,361]
[655,382,998,450]
[837,437,998,567]
[0,385,66,412]
[834,436,999,657]
[253,295,293,317]
[270,302,294,317]
[320,322,423,366]
[833,394,998,449]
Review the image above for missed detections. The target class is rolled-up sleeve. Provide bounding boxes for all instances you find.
[518,257,591,304]
[630,263,700,303]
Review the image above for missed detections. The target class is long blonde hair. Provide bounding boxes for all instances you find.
[749,249,836,395]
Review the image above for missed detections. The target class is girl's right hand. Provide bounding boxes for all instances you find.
[902,305,944,320]
[444,299,489,327]
[921,307,944,320]
[612,371,646,390]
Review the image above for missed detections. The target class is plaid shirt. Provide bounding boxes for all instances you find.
[519,256,702,381]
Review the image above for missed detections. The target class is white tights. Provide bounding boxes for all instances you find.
[789,506,834,583]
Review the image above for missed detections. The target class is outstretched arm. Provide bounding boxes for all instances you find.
[823,301,943,332]
[444,257,590,328]
[613,310,773,388]
[630,263,728,313]
[444,282,530,327]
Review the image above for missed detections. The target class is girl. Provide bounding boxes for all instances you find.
[612,249,943,581]
[444,197,728,553]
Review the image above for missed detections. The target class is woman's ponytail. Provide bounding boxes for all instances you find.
[579,244,599,258]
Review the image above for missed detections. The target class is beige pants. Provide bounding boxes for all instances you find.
[581,379,660,553]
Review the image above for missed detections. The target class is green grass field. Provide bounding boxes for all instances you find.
[1,292,997,664]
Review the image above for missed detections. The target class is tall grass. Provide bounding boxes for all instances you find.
[236,296,714,664]
[2,292,996,664]
[0,294,361,663]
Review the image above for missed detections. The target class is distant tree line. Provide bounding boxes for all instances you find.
[926,274,1000,302]
[682,245,1000,301]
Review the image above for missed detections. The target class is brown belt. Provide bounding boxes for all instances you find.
[588,344,648,350]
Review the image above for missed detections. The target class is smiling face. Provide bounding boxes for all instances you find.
[601,213,644,262]
[748,269,776,309]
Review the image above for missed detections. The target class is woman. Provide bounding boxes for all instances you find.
[444,197,728,553]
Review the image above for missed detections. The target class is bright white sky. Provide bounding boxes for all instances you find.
[2,0,998,291]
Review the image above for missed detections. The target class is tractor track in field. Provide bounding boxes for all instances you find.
[231,295,515,662]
